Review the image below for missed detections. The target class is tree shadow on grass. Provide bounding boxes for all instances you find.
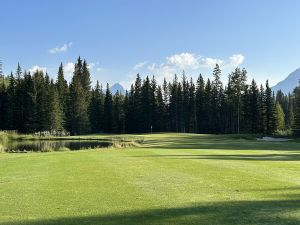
[2,199,300,225]
[136,153,300,161]
[142,136,300,151]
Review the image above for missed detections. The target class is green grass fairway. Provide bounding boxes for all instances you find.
[1,133,300,225]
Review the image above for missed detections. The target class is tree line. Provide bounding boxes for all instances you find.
[0,57,300,136]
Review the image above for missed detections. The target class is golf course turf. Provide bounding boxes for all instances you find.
[1,133,300,225]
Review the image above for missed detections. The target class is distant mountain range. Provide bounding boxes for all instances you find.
[272,68,300,94]
[110,83,125,95]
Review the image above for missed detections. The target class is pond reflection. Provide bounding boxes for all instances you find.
[4,140,112,152]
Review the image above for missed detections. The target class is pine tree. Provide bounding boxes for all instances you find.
[195,74,205,133]
[154,85,166,132]
[275,102,285,131]
[112,91,124,133]
[181,72,190,132]
[265,80,276,134]
[124,87,134,133]
[141,76,152,132]
[276,90,289,126]
[203,79,212,133]
[48,80,63,131]
[150,76,157,132]
[177,81,183,132]
[249,79,259,133]
[257,84,266,133]
[169,75,179,132]
[287,93,294,129]
[0,82,6,129]
[68,59,90,134]
[14,64,25,131]
[89,81,104,133]
[6,73,16,129]
[211,64,223,133]
[293,85,300,136]
[133,74,142,132]
[188,78,196,133]
[56,63,69,127]
[82,60,92,100]
[103,84,113,133]
[229,68,247,133]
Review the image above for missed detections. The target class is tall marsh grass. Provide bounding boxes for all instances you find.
[0,131,36,142]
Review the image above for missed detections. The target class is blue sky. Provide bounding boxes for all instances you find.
[1,0,300,88]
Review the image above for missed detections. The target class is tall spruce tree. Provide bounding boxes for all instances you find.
[15,63,24,130]
[293,84,300,136]
[89,81,104,133]
[195,74,205,133]
[133,74,142,132]
[275,102,285,131]
[168,75,178,132]
[249,79,259,133]
[0,82,6,129]
[288,93,294,129]
[188,78,196,133]
[124,86,135,133]
[112,91,124,133]
[48,80,63,131]
[265,80,276,134]
[56,63,69,128]
[203,79,212,133]
[68,58,90,134]
[181,72,190,132]
[154,85,166,132]
[229,68,247,133]
[104,84,113,133]
[21,71,36,132]
[211,64,223,133]
[141,76,152,132]
[6,73,16,129]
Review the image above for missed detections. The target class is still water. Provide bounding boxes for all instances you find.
[4,140,112,152]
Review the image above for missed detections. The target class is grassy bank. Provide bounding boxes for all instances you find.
[0,133,300,224]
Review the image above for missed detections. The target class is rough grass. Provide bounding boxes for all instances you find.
[1,133,300,225]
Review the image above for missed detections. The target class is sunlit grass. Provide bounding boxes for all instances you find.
[0,133,300,225]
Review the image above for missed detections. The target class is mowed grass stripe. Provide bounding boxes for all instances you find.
[130,148,300,201]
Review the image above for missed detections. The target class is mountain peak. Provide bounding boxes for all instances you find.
[110,83,125,95]
[272,68,300,94]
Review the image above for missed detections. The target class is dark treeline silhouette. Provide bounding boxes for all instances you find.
[0,57,300,136]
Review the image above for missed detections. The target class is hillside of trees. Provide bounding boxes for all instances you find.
[0,57,300,136]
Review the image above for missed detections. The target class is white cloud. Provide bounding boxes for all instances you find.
[165,52,244,70]
[121,52,245,87]
[133,61,148,71]
[147,63,156,71]
[227,54,245,68]
[200,57,224,68]
[146,63,177,83]
[49,42,73,54]
[167,53,199,69]
[63,62,75,76]
[29,65,47,74]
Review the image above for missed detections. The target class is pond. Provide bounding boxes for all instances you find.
[3,140,113,152]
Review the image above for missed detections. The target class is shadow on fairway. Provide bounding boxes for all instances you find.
[3,199,300,225]
[137,153,300,161]
[142,136,300,151]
